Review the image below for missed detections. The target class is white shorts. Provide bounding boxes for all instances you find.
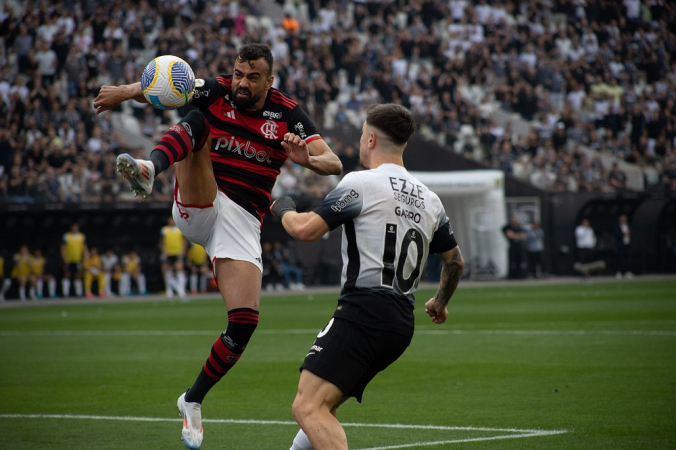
[172,187,263,273]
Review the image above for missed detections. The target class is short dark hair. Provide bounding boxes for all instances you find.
[237,43,273,76]
[365,104,416,145]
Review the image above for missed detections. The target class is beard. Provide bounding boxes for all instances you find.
[233,88,262,110]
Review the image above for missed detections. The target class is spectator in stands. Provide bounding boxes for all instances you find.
[502,214,526,280]
[120,250,147,296]
[61,222,87,298]
[159,217,187,298]
[42,249,61,299]
[29,248,47,299]
[525,221,545,279]
[338,144,360,175]
[7,165,34,204]
[186,242,211,295]
[282,13,299,35]
[2,0,676,205]
[262,241,284,291]
[613,214,633,279]
[33,39,58,87]
[272,240,306,290]
[575,218,596,265]
[101,248,121,297]
[608,162,628,191]
[84,246,106,299]
[12,245,32,301]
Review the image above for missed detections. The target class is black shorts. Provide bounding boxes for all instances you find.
[163,255,181,265]
[64,262,82,276]
[301,317,412,403]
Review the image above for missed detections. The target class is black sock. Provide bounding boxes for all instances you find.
[184,370,217,404]
[150,150,171,175]
[183,309,259,404]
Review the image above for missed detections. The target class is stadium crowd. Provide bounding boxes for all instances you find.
[1,0,676,207]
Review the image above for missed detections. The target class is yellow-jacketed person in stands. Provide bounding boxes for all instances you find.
[160,217,187,298]
[187,243,211,294]
[61,223,87,297]
[12,245,32,301]
[121,250,147,296]
[30,249,47,299]
[84,247,106,299]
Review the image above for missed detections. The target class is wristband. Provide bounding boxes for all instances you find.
[271,197,297,218]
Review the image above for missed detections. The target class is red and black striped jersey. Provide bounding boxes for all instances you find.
[191,75,322,223]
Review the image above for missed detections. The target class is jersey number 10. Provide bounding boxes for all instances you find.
[382,223,424,292]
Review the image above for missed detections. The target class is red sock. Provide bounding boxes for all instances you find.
[203,308,259,381]
[151,110,209,172]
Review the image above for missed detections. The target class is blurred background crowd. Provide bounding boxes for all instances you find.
[1,0,675,206]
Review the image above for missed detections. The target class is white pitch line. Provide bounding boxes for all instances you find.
[0,328,674,337]
[355,431,568,450]
[416,329,676,336]
[0,414,568,449]
[449,319,676,328]
[0,414,564,433]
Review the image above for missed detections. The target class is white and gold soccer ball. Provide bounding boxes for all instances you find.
[141,55,195,110]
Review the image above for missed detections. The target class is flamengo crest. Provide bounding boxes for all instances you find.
[260,120,279,139]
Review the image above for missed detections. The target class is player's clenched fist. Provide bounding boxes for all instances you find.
[424,298,449,324]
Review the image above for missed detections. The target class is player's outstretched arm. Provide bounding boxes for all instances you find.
[425,246,465,324]
[94,82,147,115]
[270,197,330,242]
[281,133,342,176]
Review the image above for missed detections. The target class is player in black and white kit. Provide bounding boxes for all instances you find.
[271,104,465,450]
[93,44,342,449]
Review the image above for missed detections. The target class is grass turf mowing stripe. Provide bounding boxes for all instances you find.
[0,414,568,449]
[1,329,674,337]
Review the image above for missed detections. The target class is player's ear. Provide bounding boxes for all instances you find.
[266,75,274,90]
[369,131,377,148]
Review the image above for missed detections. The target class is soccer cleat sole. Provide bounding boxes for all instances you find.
[181,436,201,450]
[115,154,153,198]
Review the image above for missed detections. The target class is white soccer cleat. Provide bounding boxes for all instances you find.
[116,153,155,198]
[177,393,203,449]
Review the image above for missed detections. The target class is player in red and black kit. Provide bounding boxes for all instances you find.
[93,44,342,449]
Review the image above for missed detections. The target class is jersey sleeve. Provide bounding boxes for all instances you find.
[313,173,364,230]
[190,77,222,109]
[288,104,321,144]
[429,215,458,254]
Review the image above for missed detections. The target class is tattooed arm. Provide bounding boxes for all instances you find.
[424,246,465,324]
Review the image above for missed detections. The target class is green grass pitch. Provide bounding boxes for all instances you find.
[1,279,675,449]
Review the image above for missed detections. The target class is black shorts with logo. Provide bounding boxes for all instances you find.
[301,316,412,403]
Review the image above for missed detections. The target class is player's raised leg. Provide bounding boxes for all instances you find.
[117,110,211,198]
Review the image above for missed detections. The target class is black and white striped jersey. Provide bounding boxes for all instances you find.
[314,163,457,308]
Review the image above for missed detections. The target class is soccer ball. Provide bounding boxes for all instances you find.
[141,55,195,110]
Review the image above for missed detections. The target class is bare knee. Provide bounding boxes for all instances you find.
[292,395,312,425]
